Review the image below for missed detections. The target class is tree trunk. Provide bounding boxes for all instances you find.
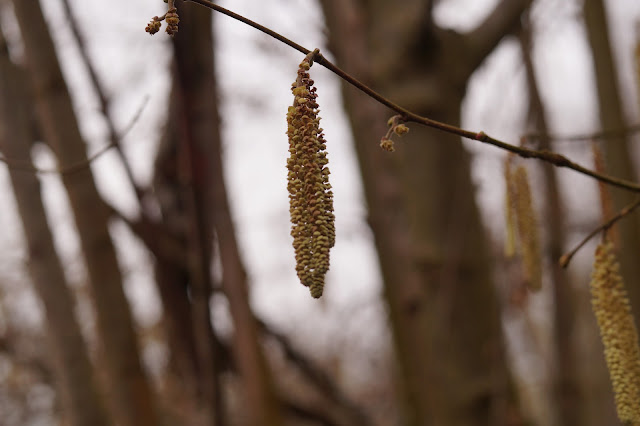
[584,0,640,310]
[172,2,282,424]
[10,1,157,425]
[0,34,109,426]
[319,1,531,425]
[520,20,581,426]
[171,4,223,424]
[582,1,636,424]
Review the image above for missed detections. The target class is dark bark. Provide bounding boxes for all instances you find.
[584,0,640,318]
[582,1,635,424]
[170,4,222,424]
[520,20,581,426]
[171,2,282,424]
[10,1,158,424]
[150,85,203,402]
[0,34,109,426]
[319,0,531,425]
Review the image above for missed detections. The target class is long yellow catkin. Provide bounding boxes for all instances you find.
[512,165,542,291]
[286,57,335,298]
[590,241,640,425]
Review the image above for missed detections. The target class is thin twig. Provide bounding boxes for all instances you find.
[559,197,640,268]
[523,123,640,143]
[60,0,146,202]
[184,0,640,194]
[0,97,148,175]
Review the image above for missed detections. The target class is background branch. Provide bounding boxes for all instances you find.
[464,0,534,76]
[0,97,147,175]
[560,197,640,268]
[259,319,372,426]
[523,123,640,144]
[60,0,146,205]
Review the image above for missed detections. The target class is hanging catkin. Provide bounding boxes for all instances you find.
[504,160,542,291]
[286,53,335,298]
[590,241,640,425]
[512,166,541,291]
[503,158,516,258]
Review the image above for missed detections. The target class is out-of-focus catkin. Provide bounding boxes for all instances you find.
[286,55,335,298]
[512,166,541,291]
[590,241,640,425]
[504,162,542,291]
[504,158,516,258]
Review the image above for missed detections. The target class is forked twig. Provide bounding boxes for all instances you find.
[560,197,640,268]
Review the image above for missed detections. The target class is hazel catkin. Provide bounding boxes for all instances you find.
[286,55,335,298]
[590,241,640,425]
[504,162,542,291]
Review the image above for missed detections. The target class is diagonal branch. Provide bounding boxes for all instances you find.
[182,0,640,194]
[463,0,534,77]
[258,319,372,425]
[0,97,147,175]
[523,123,640,144]
[560,196,640,268]
[59,0,146,205]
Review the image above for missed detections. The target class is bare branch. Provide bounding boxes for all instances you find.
[280,395,342,426]
[464,0,533,75]
[59,0,146,203]
[523,123,640,144]
[183,0,640,194]
[560,197,640,268]
[0,97,147,175]
[259,319,372,426]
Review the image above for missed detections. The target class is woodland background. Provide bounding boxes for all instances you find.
[0,0,639,425]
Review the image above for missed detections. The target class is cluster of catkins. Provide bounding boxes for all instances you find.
[145,7,179,36]
[286,56,335,298]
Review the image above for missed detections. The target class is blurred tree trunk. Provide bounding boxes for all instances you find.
[520,20,581,426]
[171,5,223,424]
[153,87,216,424]
[10,1,157,425]
[168,2,282,424]
[584,0,640,312]
[319,1,531,425]
[0,34,109,426]
[582,1,634,424]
